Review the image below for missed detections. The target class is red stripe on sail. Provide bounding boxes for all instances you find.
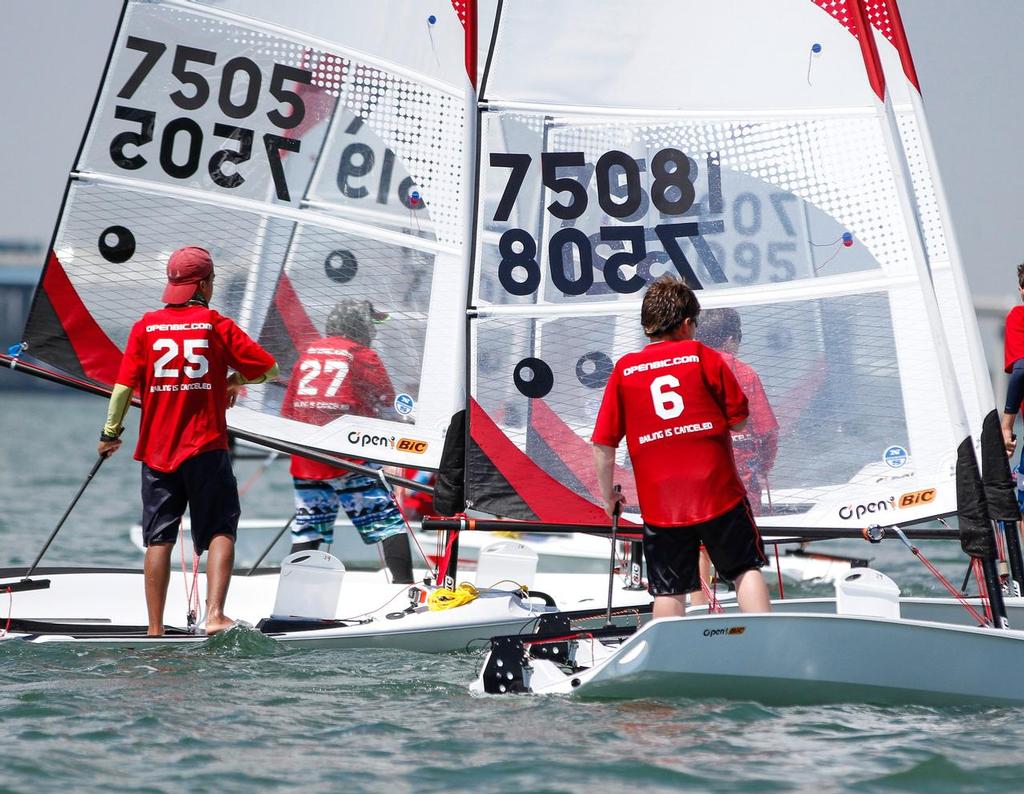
[42,250,121,384]
[471,399,637,527]
[528,399,639,506]
[872,0,921,92]
[809,0,887,101]
[450,0,477,87]
[273,273,319,353]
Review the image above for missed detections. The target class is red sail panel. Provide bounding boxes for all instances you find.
[528,398,640,507]
[470,398,637,527]
[37,251,122,385]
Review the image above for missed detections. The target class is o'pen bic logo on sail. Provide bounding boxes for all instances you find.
[883,445,908,469]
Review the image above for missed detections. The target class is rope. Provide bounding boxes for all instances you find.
[1,586,11,637]
[376,469,434,576]
[699,575,724,614]
[773,543,785,599]
[888,527,989,626]
[427,582,479,611]
[973,557,994,626]
[179,531,200,630]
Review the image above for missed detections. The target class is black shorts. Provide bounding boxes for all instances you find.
[141,449,239,553]
[643,498,766,596]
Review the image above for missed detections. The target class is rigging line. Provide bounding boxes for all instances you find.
[773,544,786,599]
[2,586,11,637]
[238,452,280,499]
[375,469,435,576]
[973,557,994,626]
[890,527,989,626]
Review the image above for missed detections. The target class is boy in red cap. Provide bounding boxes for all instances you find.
[591,276,771,619]
[97,246,279,635]
[280,299,414,583]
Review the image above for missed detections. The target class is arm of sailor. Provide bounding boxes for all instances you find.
[97,383,133,457]
[227,363,280,408]
[1002,359,1024,455]
[592,443,626,518]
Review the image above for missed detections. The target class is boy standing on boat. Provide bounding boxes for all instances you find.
[280,299,414,584]
[97,247,278,636]
[591,277,771,618]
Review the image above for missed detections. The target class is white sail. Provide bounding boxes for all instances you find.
[465,0,972,529]
[867,0,994,435]
[21,0,477,469]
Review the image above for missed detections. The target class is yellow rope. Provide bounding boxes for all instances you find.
[427,582,480,611]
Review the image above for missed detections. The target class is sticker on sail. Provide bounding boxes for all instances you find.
[394,393,415,416]
[882,445,908,469]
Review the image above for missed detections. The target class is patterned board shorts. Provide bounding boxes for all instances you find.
[292,467,405,545]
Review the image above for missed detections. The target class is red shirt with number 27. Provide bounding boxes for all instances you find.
[591,339,749,526]
[116,305,275,472]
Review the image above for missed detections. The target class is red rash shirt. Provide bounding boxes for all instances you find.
[1005,306,1024,373]
[719,352,779,491]
[591,339,749,526]
[117,305,276,472]
[281,336,396,480]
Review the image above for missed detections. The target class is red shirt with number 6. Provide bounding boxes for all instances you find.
[591,339,749,526]
[116,305,275,472]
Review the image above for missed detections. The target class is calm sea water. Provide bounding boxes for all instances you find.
[2,392,1021,793]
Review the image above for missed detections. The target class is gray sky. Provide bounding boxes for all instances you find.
[0,0,1020,304]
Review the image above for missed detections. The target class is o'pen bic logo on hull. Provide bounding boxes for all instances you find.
[883,445,908,469]
[703,627,746,638]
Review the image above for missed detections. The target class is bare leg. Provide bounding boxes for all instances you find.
[204,534,235,634]
[735,568,771,613]
[144,542,174,636]
[688,550,713,609]
[653,594,687,620]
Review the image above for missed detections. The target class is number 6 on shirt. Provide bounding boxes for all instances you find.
[650,374,684,419]
[152,338,209,378]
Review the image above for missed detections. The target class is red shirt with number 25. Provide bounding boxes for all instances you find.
[116,305,275,472]
[591,339,749,526]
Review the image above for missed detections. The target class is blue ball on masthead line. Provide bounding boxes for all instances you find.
[812,43,822,53]
[428,15,437,24]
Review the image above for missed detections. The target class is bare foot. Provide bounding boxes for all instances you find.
[147,628,164,637]
[205,615,235,635]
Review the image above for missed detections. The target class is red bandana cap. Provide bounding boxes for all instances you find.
[163,246,214,304]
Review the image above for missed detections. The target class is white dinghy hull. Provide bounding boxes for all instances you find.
[488,613,1024,706]
[0,566,651,652]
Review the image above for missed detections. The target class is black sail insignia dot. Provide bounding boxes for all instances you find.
[575,351,613,389]
[98,225,135,264]
[513,357,553,399]
[324,249,358,284]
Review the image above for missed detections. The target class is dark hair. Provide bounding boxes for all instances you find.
[1018,262,1024,290]
[325,300,374,346]
[695,307,742,349]
[641,276,700,338]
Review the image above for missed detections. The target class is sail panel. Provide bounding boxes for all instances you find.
[468,286,958,528]
[483,0,883,111]
[21,0,476,469]
[466,0,970,526]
